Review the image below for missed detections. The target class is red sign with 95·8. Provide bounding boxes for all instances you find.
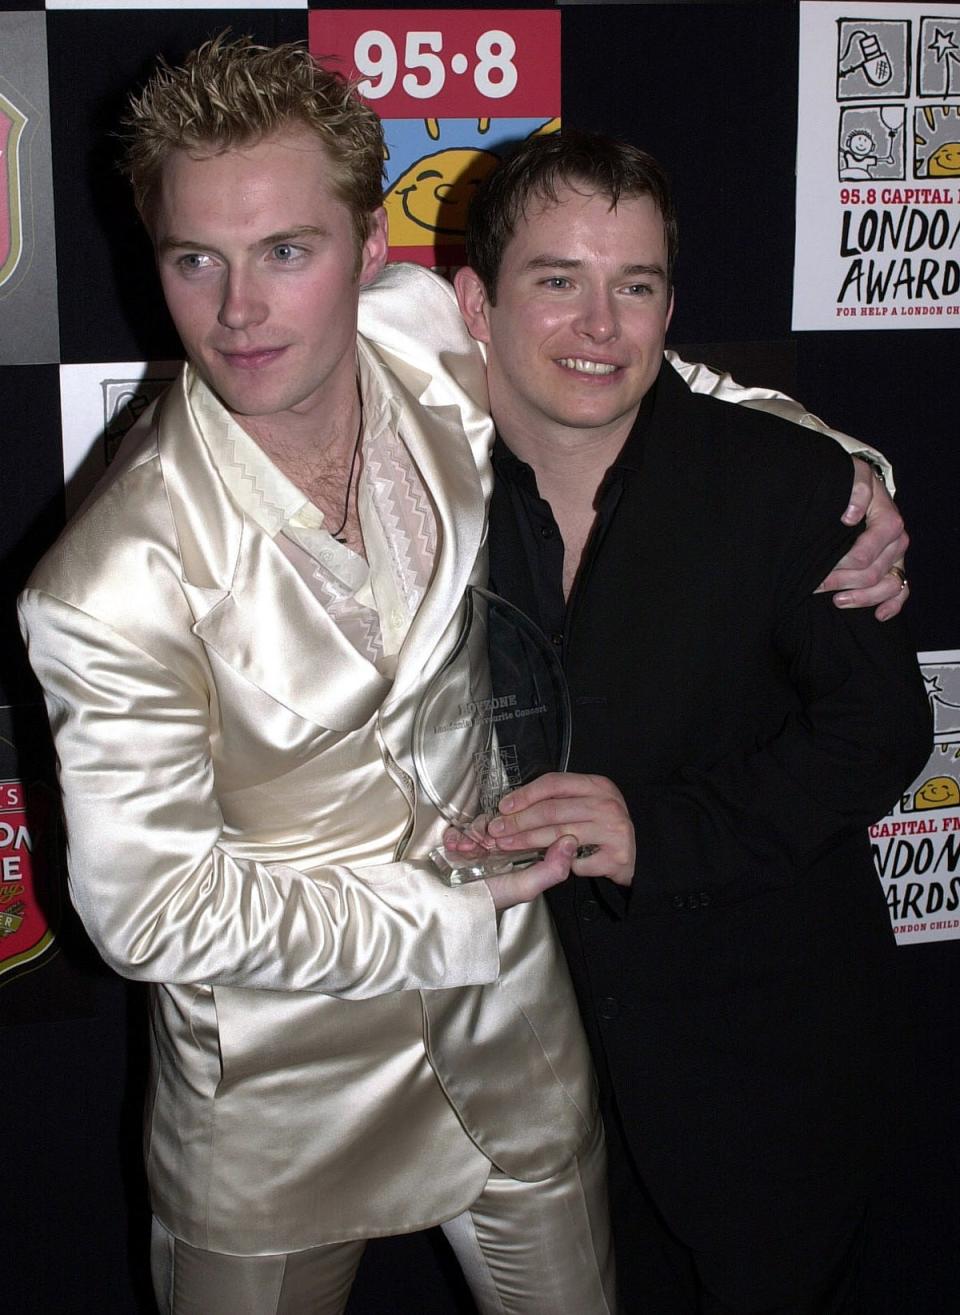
[309,10,560,118]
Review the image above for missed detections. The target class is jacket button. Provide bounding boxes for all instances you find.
[699,891,712,907]
[672,894,686,910]
[580,898,599,922]
[551,632,563,647]
[598,996,619,1021]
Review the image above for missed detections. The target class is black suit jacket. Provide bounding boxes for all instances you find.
[490,361,931,1255]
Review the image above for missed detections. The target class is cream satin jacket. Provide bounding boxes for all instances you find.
[19,266,596,1254]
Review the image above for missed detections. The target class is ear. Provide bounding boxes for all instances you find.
[358,208,389,286]
[453,265,493,345]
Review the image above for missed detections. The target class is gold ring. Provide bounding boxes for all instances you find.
[889,565,907,590]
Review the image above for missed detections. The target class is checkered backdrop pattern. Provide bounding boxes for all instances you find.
[1,6,957,1315]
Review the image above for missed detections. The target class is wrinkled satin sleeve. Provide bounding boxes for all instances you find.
[666,349,895,492]
[18,589,499,997]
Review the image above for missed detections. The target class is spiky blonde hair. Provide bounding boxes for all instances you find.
[122,33,384,257]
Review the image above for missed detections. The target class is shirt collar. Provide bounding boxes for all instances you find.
[188,370,312,539]
[492,361,662,485]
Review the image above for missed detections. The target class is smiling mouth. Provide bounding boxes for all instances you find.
[556,358,618,376]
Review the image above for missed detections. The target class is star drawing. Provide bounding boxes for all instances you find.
[928,27,959,63]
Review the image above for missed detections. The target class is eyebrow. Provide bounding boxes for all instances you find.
[156,225,329,256]
[524,255,667,279]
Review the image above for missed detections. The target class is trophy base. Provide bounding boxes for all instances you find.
[430,844,600,886]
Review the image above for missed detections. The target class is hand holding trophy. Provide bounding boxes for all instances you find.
[413,587,596,885]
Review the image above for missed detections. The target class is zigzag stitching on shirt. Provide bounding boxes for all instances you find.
[367,453,435,610]
[217,432,290,525]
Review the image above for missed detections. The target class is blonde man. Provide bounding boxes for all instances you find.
[20,38,621,1315]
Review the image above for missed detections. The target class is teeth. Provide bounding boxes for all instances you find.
[557,358,617,375]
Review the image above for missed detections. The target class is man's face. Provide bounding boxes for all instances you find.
[456,185,673,450]
[154,126,386,436]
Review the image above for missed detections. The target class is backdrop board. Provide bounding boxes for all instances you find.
[0,10,59,363]
[794,1,960,330]
[1,6,957,1314]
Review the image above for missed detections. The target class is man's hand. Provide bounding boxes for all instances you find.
[484,835,577,911]
[487,772,636,887]
[817,456,909,621]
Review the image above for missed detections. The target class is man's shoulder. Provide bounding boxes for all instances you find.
[359,262,489,412]
[666,363,851,486]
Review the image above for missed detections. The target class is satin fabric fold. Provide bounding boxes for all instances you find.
[20,264,597,1254]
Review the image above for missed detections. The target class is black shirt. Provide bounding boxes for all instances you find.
[488,388,655,656]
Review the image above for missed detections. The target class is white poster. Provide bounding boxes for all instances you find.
[794,2,960,329]
[873,650,960,945]
[59,361,179,516]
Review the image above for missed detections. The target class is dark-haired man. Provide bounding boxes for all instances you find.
[448,131,930,1313]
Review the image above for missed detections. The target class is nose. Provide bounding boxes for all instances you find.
[573,288,618,342]
[218,269,267,332]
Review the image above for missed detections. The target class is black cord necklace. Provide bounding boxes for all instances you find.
[328,404,364,543]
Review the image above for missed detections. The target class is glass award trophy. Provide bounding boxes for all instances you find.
[413,587,591,885]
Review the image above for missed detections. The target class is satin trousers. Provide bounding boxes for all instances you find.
[150,1117,615,1315]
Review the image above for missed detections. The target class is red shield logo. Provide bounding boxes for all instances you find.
[0,778,60,983]
[0,90,27,289]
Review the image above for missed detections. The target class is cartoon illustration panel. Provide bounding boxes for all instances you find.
[837,17,911,100]
[917,13,960,97]
[914,101,960,175]
[838,104,906,182]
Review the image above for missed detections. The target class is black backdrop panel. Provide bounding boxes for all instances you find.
[564,0,800,346]
[4,5,958,1313]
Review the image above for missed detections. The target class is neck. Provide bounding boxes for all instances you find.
[250,396,361,489]
[237,385,360,471]
[494,408,637,514]
[237,382,365,550]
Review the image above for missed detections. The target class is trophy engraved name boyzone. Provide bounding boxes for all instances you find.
[413,587,594,884]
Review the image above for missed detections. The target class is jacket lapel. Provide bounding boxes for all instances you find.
[157,367,390,732]
[353,338,488,713]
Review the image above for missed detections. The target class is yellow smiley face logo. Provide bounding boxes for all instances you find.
[915,775,960,809]
[385,147,500,246]
[929,142,960,176]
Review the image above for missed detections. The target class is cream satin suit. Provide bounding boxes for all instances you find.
[19,267,613,1314]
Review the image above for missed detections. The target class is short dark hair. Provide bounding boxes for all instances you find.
[465,129,678,301]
